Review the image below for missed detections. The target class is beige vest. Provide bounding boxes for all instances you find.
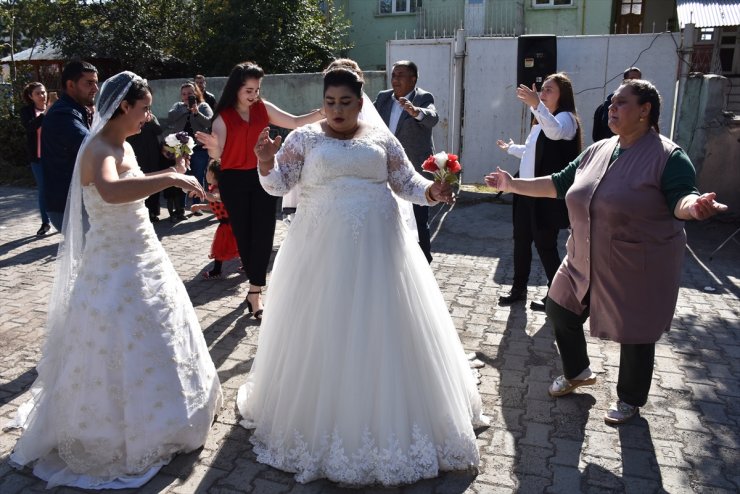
[549,131,686,344]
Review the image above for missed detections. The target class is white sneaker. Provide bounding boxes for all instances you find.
[604,400,639,424]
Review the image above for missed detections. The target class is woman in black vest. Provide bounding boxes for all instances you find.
[496,72,582,310]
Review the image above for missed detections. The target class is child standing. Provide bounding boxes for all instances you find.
[191,161,240,278]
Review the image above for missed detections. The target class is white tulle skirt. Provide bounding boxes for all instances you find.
[237,197,485,486]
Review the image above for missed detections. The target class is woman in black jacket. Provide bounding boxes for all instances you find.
[20,82,52,235]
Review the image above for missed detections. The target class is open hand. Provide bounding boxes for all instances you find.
[195,131,218,152]
[689,192,728,220]
[254,127,282,164]
[497,139,514,152]
[516,83,540,109]
[176,174,205,200]
[484,167,513,192]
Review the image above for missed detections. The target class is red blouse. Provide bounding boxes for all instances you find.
[219,101,269,171]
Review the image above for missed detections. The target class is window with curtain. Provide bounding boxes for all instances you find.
[379,0,421,14]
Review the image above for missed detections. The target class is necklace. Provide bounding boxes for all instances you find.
[328,124,359,140]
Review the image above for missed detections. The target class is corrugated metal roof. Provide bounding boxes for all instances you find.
[0,43,61,63]
[677,1,740,28]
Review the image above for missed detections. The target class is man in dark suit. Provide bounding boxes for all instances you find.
[374,60,439,263]
[41,60,98,232]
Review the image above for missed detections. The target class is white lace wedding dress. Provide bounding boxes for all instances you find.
[237,124,486,486]
[9,167,223,489]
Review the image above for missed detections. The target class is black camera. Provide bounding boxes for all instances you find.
[188,94,197,108]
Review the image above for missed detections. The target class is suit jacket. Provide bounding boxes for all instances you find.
[41,92,90,213]
[374,87,438,173]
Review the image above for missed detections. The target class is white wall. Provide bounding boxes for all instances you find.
[387,39,457,156]
[390,32,681,182]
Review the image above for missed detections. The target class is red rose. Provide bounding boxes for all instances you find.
[447,154,458,162]
[422,155,438,172]
[447,159,461,174]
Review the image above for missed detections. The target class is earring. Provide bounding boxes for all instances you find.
[639,117,644,122]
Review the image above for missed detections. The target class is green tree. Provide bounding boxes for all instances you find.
[194,0,352,75]
[43,0,199,78]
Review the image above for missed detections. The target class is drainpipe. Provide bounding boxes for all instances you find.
[673,22,694,139]
[452,28,466,157]
[580,0,586,34]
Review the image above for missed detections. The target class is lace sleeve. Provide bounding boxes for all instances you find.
[383,132,434,205]
[259,128,306,196]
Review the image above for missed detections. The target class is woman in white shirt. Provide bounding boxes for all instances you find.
[496,72,582,310]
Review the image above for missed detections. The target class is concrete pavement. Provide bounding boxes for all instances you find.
[0,185,738,493]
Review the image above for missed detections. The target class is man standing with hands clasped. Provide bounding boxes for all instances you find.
[375,60,439,263]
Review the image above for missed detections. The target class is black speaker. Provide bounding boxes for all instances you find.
[517,35,557,91]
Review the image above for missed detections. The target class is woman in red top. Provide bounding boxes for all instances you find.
[196,62,322,319]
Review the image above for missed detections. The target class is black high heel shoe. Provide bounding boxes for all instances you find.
[246,290,264,320]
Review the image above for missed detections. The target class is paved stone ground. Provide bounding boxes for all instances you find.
[0,185,738,494]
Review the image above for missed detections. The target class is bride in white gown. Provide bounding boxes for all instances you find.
[7,72,222,489]
[237,65,487,486]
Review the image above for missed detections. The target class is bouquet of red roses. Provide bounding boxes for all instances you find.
[422,151,462,185]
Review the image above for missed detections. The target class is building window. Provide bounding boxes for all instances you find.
[379,0,421,15]
[619,0,642,15]
[699,28,714,42]
[532,0,573,7]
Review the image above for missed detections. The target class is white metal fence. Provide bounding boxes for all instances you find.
[389,32,681,182]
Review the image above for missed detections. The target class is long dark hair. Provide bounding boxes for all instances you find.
[22,82,44,105]
[537,72,583,151]
[213,61,265,118]
[621,79,661,133]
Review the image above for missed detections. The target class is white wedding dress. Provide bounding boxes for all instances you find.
[237,124,486,486]
[9,167,223,489]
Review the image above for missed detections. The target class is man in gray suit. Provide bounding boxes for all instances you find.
[374,60,439,263]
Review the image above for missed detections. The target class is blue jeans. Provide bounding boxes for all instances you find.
[188,147,209,205]
[30,161,50,225]
[47,209,90,235]
[48,211,64,232]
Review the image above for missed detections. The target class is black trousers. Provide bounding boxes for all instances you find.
[218,169,277,287]
[144,192,160,218]
[512,195,561,291]
[546,297,656,407]
[164,187,184,216]
[413,204,433,264]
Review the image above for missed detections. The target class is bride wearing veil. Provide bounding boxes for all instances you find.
[280,59,419,239]
[7,72,222,489]
[237,62,487,487]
